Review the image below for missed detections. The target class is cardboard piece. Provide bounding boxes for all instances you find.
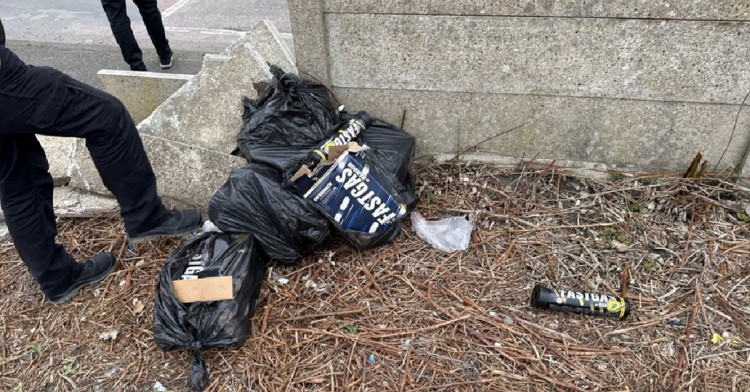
[290,142,360,183]
[297,145,406,233]
[171,276,233,303]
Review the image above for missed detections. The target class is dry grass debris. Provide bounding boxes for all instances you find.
[0,162,748,391]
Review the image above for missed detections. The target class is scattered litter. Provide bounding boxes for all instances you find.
[400,338,411,351]
[488,311,497,317]
[530,284,631,319]
[503,316,514,324]
[410,211,472,253]
[201,220,222,233]
[153,381,168,392]
[271,271,289,285]
[99,329,119,341]
[368,354,376,364]
[318,250,336,265]
[132,298,145,314]
[125,243,135,258]
[712,332,744,344]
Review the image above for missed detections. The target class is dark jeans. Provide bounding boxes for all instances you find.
[101,0,170,70]
[0,45,169,296]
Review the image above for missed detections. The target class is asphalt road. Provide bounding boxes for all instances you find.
[0,0,292,87]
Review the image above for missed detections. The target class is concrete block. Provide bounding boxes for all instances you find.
[323,1,750,20]
[327,14,750,105]
[288,0,330,84]
[97,70,193,124]
[137,48,271,154]
[137,20,295,154]
[69,135,246,210]
[224,20,297,74]
[38,136,76,184]
[335,87,750,173]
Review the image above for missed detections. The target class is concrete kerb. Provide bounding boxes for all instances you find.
[97,70,194,125]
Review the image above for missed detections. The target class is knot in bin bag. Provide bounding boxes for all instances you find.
[153,233,268,391]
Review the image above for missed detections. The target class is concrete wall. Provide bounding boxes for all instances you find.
[288,1,750,174]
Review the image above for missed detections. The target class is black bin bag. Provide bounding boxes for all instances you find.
[153,233,268,391]
[235,65,339,172]
[208,163,330,265]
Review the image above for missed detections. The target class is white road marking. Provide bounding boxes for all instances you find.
[162,0,193,18]
[165,26,245,36]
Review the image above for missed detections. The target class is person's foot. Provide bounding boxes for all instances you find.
[47,252,116,304]
[130,62,148,72]
[128,209,201,243]
[159,49,174,69]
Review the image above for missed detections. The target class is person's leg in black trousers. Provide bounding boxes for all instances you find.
[0,135,83,297]
[100,0,147,71]
[0,45,199,302]
[133,0,173,68]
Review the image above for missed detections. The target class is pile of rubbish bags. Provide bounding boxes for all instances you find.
[210,66,417,261]
[153,66,417,390]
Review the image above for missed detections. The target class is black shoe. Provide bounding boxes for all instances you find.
[159,49,174,69]
[130,62,148,72]
[128,209,201,243]
[47,252,116,304]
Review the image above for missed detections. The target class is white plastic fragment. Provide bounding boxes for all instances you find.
[410,212,472,253]
[99,329,119,341]
[202,220,222,233]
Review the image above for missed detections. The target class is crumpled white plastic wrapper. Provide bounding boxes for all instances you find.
[202,220,222,233]
[410,212,473,253]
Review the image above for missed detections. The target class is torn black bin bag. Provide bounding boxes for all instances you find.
[208,163,330,265]
[153,233,268,391]
[356,115,417,191]
[234,66,339,172]
[350,116,419,247]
